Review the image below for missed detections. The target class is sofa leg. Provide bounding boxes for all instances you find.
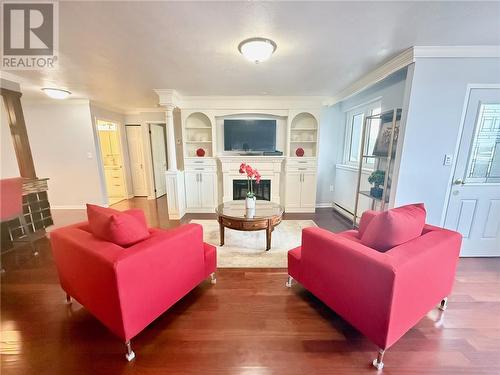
[125,341,136,361]
[372,348,385,370]
[285,275,293,288]
[65,293,72,305]
[439,297,448,311]
[210,272,217,284]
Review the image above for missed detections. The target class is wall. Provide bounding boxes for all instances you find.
[21,99,105,208]
[90,103,132,200]
[125,111,165,199]
[317,69,408,211]
[395,57,500,225]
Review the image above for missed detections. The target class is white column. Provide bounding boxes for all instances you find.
[165,105,177,171]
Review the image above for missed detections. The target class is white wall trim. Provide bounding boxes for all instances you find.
[315,202,333,208]
[326,46,500,107]
[413,46,500,59]
[326,48,415,106]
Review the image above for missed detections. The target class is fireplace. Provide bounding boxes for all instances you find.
[233,180,271,201]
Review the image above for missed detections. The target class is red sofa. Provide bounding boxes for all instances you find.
[51,218,216,361]
[287,210,461,369]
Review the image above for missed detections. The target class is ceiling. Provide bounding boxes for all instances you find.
[6,1,500,111]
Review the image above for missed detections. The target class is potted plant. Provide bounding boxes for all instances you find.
[239,163,261,209]
[368,170,385,199]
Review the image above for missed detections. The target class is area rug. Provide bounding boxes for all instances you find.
[190,219,317,268]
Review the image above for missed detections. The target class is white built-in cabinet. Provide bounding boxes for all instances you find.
[284,112,319,213]
[182,111,218,212]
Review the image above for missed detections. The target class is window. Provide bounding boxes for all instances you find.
[343,101,381,167]
[465,103,500,183]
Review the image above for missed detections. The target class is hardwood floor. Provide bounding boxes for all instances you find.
[1,198,500,374]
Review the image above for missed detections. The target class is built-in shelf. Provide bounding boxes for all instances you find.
[289,112,318,158]
[362,154,389,159]
[184,112,214,157]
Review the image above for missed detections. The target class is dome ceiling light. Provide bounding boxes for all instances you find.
[41,88,71,99]
[238,37,277,64]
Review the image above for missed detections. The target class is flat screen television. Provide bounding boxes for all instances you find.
[224,119,276,152]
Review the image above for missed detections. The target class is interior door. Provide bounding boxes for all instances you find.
[126,126,148,196]
[444,88,500,256]
[149,124,168,198]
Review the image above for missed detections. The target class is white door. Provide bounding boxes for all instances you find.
[149,124,168,198]
[185,172,201,209]
[126,126,148,196]
[444,88,500,256]
[301,172,317,208]
[285,173,302,208]
[200,173,216,208]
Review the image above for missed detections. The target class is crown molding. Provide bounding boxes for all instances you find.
[326,47,415,106]
[413,45,500,59]
[326,45,500,106]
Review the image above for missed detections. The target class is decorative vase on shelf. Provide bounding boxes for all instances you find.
[370,186,383,199]
[295,147,305,157]
[196,148,205,157]
[245,196,256,209]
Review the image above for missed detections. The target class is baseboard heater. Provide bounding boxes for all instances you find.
[333,202,355,222]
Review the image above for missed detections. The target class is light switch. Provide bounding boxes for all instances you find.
[443,154,453,166]
[87,152,93,159]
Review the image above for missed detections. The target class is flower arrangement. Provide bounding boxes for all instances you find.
[239,163,261,199]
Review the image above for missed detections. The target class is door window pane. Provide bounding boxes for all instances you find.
[466,104,500,183]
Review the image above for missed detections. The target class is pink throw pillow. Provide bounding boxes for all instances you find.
[86,204,150,246]
[360,203,426,252]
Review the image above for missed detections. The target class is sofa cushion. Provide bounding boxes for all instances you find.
[360,203,426,252]
[86,204,150,246]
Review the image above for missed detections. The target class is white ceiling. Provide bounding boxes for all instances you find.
[6,1,500,111]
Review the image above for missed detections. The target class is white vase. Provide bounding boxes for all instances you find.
[245,196,256,209]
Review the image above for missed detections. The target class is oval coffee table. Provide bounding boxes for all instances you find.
[215,201,284,251]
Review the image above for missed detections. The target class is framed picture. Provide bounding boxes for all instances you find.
[373,119,400,157]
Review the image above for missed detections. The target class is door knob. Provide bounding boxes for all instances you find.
[453,179,464,185]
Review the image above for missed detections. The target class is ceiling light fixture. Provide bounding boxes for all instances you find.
[238,37,277,63]
[41,88,71,99]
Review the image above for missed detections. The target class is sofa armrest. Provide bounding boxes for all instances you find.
[300,227,395,348]
[50,227,126,339]
[384,228,462,348]
[114,224,207,340]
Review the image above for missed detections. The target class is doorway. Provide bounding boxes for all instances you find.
[97,120,127,205]
[149,123,168,198]
[126,125,148,196]
[444,87,500,256]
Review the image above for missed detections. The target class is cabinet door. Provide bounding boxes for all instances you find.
[285,173,302,208]
[300,172,317,208]
[200,173,217,208]
[185,172,201,209]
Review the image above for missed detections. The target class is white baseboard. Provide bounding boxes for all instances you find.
[51,205,87,210]
[315,202,333,208]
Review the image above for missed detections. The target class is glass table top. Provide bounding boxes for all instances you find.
[215,200,284,220]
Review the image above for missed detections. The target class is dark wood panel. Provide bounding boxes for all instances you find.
[1,198,499,374]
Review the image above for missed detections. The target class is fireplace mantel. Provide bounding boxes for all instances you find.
[218,156,285,203]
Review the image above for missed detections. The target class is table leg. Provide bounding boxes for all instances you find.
[219,221,225,246]
[266,220,272,251]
